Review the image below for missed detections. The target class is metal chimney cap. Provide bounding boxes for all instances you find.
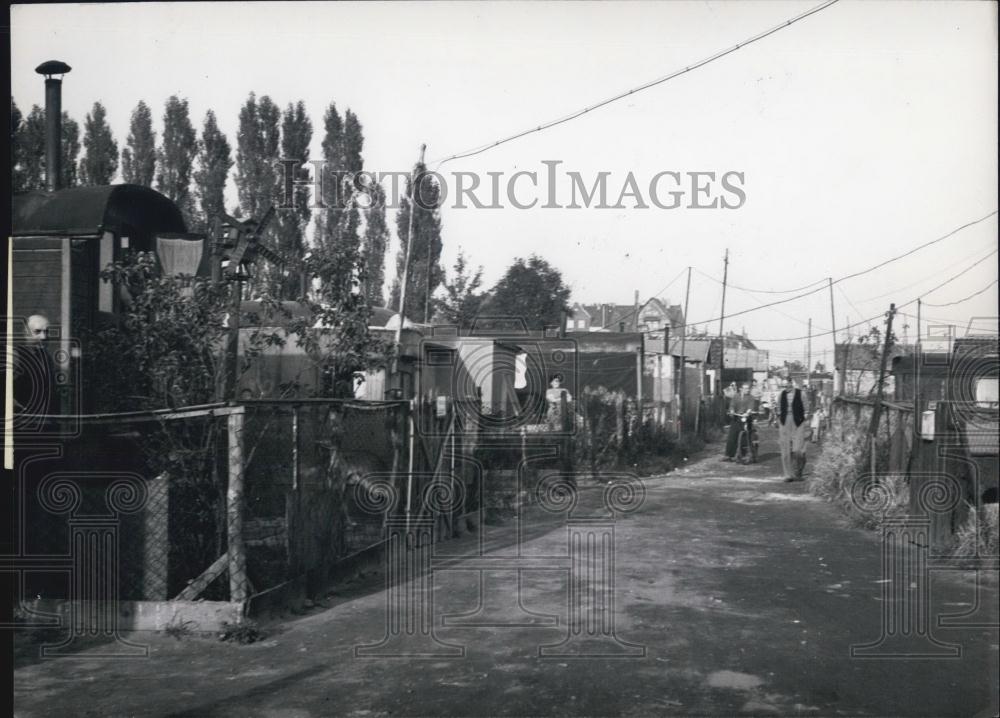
[35,60,72,77]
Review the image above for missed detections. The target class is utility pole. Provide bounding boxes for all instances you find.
[718,248,729,388]
[393,144,426,395]
[679,266,692,432]
[868,303,896,438]
[917,298,921,345]
[807,318,812,388]
[828,278,837,393]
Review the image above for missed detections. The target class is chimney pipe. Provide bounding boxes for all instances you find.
[35,60,72,192]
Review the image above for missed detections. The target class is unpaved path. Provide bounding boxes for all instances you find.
[14,428,1000,717]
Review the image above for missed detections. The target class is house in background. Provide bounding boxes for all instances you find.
[567,294,685,334]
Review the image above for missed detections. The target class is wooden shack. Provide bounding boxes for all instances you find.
[12,184,206,412]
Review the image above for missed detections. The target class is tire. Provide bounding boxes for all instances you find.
[737,430,751,465]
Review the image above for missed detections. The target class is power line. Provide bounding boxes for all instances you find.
[922,278,999,308]
[430,0,842,168]
[695,209,997,298]
[837,285,866,324]
[749,247,998,343]
[729,279,829,331]
[695,268,828,295]
[854,239,998,304]
[683,210,997,328]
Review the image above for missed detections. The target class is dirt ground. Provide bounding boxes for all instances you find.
[13,426,1000,717]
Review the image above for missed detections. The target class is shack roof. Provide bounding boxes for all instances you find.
[13,184,187,237]
[668,337,714,363]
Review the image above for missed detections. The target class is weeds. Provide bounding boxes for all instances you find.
[218,619,265,644]
[808,428,909,530]
[164,615,198,640]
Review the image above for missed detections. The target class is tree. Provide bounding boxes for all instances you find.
[843,324,897,397]
[268,100,312,299]
[435,250,484,327]
[61,111,81,188]
[12,105,80,190]
[389,161,444,321]
[482,255,571,330]
[80,101,119,185]
[11,99,26,191]
[193,110,233,234]
[311,103,367,305]
[121,100,156,186]
[235,93,281,222]
[156,96,197,226]
[14,104,45,190]
[361,182,389,306]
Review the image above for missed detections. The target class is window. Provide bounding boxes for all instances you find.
[975,377,999,408]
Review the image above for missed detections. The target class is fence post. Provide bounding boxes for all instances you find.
[227,408,248,607]
[143,472,170,600]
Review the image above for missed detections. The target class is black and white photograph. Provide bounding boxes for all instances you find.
[4,1,999,716]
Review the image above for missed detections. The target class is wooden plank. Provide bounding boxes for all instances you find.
[227,411,248,604]
[173,553,229,601]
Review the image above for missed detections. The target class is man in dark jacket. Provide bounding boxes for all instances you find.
[778,376,810,480]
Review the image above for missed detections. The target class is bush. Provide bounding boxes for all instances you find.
[953,504,999,558]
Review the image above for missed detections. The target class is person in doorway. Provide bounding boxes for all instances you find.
[723,383,755,461]
[778,376,810,481]
[13,314,59,431]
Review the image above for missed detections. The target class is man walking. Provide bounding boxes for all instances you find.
[778,376,809,481]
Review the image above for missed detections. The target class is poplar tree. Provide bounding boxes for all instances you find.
[121,100,156,186]
[80,101,119,186]
[235,92,281,221]
[311,103,366,305]
[193,110,233,234]
[61,112,80,188]
[11,99,25,191]
[156,96,197,226]
[269,100,312,299]
[362,182,389,307]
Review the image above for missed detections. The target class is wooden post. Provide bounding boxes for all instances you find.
[392,144,427,393]
[635,348,643,415]
[227,408,248,606]
[868,303,897,439]
[405,401,415,534]
[680,267,692,432]
[224,276,242,401]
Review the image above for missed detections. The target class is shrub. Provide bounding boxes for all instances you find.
[953,504,999,558]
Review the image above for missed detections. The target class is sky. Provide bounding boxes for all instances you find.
[11,1,999,365]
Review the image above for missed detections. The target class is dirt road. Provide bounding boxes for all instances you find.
[14,428,1000,717]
